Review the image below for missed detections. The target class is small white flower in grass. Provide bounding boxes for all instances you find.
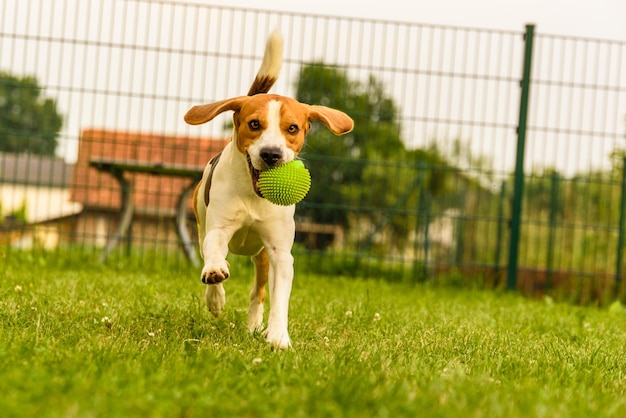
[323,336,330,347]
[373,313,381,322]
[252,357,263,365]
[147,331,155,337]
[14,285,23,292]
[101,316,111,324]
[345,310,353,318]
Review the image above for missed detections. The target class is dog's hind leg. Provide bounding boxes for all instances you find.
[205,283,226,317]
[248,248,269,332]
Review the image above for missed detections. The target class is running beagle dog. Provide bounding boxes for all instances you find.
[184,31,354,348]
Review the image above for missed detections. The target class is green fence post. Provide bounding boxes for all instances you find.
[546,171,560,287]
[507,24,535,291]
[422,189,431,277]
[494,182,507,269]
[615,157,626,297]
[455,192,466,265]
[416,162,429,278]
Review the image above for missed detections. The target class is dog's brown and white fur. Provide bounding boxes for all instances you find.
[184,32,353,348]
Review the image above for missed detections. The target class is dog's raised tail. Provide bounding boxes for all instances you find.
[247,30,283,96]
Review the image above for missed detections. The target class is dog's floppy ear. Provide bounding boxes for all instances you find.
[307,105,354,135]
[185,97,247,125]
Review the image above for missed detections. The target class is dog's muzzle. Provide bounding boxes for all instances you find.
[247,148,284,198]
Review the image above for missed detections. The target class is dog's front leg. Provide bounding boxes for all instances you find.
[200,228,232,284]
[265,248,294,349]
[200,227,232,317]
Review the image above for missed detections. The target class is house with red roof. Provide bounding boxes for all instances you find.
[70,129,229,252]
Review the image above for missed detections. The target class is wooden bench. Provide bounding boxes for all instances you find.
[296,222,344,249]
[89,158,203,265]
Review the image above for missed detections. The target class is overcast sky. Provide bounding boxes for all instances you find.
[194,0,626,40]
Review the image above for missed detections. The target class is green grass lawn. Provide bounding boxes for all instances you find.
[2,251,626,417]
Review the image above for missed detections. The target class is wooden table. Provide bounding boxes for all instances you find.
[89,158,203,266]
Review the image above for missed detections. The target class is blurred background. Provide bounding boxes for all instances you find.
[1,0,625,302]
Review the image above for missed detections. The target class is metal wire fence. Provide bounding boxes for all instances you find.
[1,0,625,301]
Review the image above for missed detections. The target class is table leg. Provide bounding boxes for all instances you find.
[99,168,134,263]
[176,179,201,266]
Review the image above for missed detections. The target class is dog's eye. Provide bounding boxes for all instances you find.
[287,124,299,134]
[248,120,261,131]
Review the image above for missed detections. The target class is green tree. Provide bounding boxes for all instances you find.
[295,63,453,250]
[0,72,63,155]
[295,64,403,228]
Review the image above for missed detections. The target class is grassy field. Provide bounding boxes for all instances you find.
[2,251,626,417]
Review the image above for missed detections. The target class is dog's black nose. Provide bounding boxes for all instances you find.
[260,147,283,166]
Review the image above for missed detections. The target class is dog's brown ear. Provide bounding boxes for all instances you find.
[307,105,354,135]
[185,97,247,125]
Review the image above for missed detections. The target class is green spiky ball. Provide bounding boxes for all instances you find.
[258,160,311,206]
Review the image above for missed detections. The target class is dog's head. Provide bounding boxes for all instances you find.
[185,94,353,196]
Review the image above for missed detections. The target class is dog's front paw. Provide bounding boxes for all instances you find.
[265,327,291,349]
[200,260,230,284]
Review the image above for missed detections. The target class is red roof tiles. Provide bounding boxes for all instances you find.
[71,129,229,213]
